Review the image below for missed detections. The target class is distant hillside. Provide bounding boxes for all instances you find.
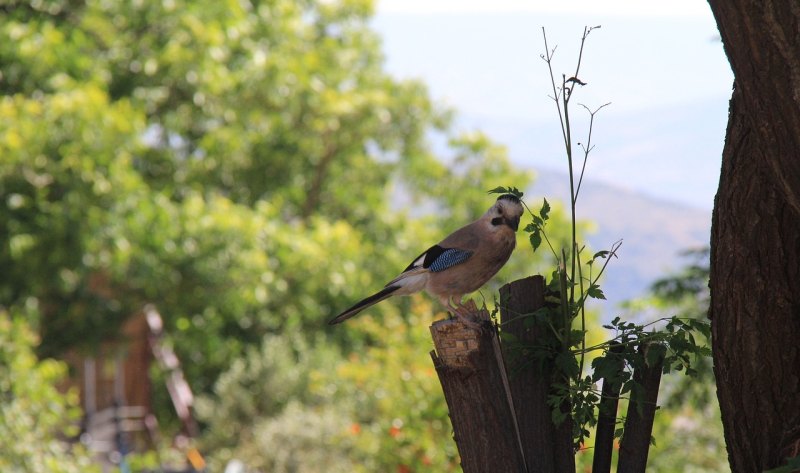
[528,168,711,314]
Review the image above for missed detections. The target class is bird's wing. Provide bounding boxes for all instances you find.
[384,221,481,288]
[400,245,474,274]
[393,222,481,274]
[438,221,481,250]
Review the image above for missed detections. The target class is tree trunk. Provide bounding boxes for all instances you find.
[707,1,800,471]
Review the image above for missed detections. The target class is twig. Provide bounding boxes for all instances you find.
[575,102,611,202]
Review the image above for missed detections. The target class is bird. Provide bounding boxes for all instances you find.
[328,194,524,326]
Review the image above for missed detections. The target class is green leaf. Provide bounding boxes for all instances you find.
[591,355,624,382]
[500,331,519,344]
[551,406,568,426]
[587,284,606,300]
[554,352,580,378]
[697,346,713,357]
[488,186,524,198]
[620,380,633,394]
[540,198,551,220]
[530,232,542,252]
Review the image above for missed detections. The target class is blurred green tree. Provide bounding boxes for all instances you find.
[0,0,536,369]
[0,310,99,473]
[0,0,571,469]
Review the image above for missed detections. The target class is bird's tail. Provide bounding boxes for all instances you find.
[328,285,400,325]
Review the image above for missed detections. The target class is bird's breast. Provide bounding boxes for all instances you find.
[425,231,516,297]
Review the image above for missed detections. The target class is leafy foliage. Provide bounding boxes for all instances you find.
[195,334,360,472]
[488,185,524,199]
[197,304,461,472]
[0,310,98,473]
[0,0,539,468]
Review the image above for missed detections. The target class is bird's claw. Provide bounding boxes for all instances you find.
[453,311,483,330]
[448,299,485,330]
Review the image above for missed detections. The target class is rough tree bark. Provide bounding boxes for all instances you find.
[706,1,800,471]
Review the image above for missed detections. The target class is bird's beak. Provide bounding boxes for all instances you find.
[507,216,520,231]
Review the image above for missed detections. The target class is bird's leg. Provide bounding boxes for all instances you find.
[444,295,463,316]
[446,296,482,329]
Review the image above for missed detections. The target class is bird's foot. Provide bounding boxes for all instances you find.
[449,299,485,330]
[449,310,482,330]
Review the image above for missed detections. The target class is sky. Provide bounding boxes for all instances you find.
[371,1,734,210]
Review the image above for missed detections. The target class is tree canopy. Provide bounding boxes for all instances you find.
[0,0,546,469]
[0,0,535,363]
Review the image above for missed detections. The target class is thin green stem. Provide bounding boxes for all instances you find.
[589,240,623,287]
[575,102,610,202]
[576,247,586,376]
[562,74,577,308]
[520,199,559,261]
[559,249,570,348]
[573,26,590,83]
[542,28,570,156]
[572,316,697,355]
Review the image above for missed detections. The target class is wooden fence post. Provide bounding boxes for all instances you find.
[617,343,666,473]
[430,306,527,473]
[429,277,668,473]
[592,342,625,473]
[499,275,575,473]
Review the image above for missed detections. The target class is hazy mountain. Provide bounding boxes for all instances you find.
[528,168,711,313]
[372,10,730,210]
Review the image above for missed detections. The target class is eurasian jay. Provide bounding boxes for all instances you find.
[328,194,524,326]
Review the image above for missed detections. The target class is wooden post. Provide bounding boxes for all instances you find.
[499,275,575,473]
[430,305,527,473]
[591,342,625,473]
[617,343,666,473]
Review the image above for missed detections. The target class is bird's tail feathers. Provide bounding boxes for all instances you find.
[328,285,400,325]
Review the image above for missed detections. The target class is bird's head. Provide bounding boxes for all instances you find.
[486,194,523,232]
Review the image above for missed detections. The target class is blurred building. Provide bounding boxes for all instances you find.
[61,306,203,472]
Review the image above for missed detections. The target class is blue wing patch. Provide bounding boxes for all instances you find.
[428,248,473,272]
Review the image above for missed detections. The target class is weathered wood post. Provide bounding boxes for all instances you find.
[499,275,575,473]
[430,305,527,473]
[429,277,668,473]
[617,343,666,473]
[592,342,625,473]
